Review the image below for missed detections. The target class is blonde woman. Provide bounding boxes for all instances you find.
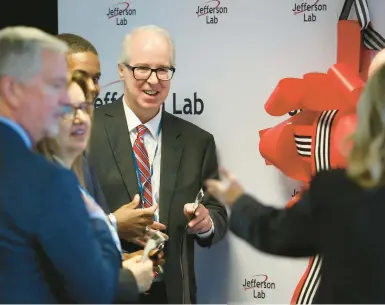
[36,70,154,302]
[37,70,93,189]
[206,64,385,304]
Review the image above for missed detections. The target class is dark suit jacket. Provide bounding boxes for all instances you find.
[83,156,140,303]
[0,121,121,303]
[88,98,228,303]
[83,156,110,213]
[230,169,385,304]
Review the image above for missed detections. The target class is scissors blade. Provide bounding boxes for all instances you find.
[191,189,204,216]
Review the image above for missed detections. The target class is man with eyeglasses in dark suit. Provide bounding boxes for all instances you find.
[88,25,228,304]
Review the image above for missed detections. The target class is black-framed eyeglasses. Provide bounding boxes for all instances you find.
[61,102,94,120]
[123,64,175,81]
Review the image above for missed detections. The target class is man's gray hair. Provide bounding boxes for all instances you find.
[118,25,175,66]
[0,26,68,83]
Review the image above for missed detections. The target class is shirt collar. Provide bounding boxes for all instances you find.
[0,116,32,149]
[52,155,71,169]
[123,97,162,139]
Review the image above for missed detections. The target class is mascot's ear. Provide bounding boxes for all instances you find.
[264,78,304,116]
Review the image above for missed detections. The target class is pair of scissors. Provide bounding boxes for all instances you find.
[189,189,204,220]
[140,231,166,262]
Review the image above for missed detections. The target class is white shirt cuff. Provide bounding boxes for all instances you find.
[89,208,107,221]
[108,213,118,231]
[196,217,215,238]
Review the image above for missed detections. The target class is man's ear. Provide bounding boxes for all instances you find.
[0,76,22,109]
[118,64,124,80]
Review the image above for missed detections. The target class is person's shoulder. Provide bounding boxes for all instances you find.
[164,111,213,140]
[94,101,116,113]
[16,149,62,177]
[93,104,108,120]
[309,168,359,200]
[8,153,80,221]
[93,99,123,119]
[4,149,73,194]
[33,155,78,189]
[311,168,349,187]
[313,168,346,181]
[20,152,78,194]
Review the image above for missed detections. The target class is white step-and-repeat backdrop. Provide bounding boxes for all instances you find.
[58,0,385,303]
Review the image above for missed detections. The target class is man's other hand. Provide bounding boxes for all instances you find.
[122,255,153,293]
[123,250,165,268]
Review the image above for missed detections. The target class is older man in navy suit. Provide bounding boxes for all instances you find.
[0,26,152,303]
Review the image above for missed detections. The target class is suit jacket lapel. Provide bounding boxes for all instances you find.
[159,110,183,229]
[103,98,139,201]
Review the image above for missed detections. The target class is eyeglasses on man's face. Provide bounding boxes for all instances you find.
[61,102,94,120]
[123,64,175,81]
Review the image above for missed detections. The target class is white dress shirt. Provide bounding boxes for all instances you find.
[123,99,214,238]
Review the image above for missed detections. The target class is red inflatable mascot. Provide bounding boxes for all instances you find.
[259,63,362,304]
[258,0,384,303]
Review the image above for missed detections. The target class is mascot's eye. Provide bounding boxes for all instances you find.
[289,109,303,116]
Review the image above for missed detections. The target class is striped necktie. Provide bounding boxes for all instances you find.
[133,124,152,208]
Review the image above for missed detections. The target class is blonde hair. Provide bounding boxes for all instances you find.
[347,63,385,188]
[36,70,94,188]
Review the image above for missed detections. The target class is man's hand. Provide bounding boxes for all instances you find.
[205,168,244,207]
[184,203,213,234]
[114,194,157,241]
[123,250,165,268]
[132,224,168,247]
[122,255,153,293]
[122,250,143,261]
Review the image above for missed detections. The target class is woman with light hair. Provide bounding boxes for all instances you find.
[36,69,155,302]
[206,64,385,303]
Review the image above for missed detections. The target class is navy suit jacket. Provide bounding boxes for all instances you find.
[0,121,121,303]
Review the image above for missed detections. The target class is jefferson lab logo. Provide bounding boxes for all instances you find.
[107,1,136,26]
[243,274,276,299]
[196,0,228,25]
[292,0,327,22]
